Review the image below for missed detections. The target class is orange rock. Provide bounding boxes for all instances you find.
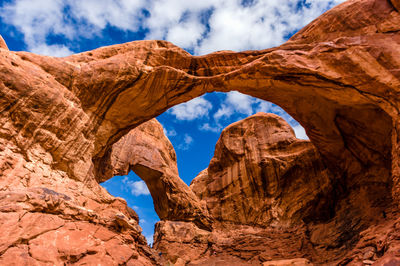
[390,0,400,11]
[263,258,313,266]
[154,114,332,264]
[154,113,396,264]
[190,113,333,226]
[97,119,212,230]
[0,0,399,264]
[0,35,8,50]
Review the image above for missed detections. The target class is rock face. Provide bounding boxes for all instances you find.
[153,113,332,264]
[0,35,7,50]
[0,122,164,265]
[1,0,400,264]
[153,113,395,265]
[96,118,212,230]
[190,113,333,227]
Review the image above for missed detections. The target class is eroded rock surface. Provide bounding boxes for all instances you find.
[190,113,333,227]
[154,114,395,265]
[97,118,212,230]
[0,186,159,265]
[1,0,400,264]
[152,114,328,265]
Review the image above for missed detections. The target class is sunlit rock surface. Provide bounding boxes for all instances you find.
[190,113,333,227]
[1,0,400,264]
[97,118,212,230]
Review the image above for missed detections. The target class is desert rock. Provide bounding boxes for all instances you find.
[0,0,400,264]
[190,113,333,227]
[97,118,212,230]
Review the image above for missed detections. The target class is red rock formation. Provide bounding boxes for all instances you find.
[0,0,400,264]
[0,36,7,50]
[153,113,395,265]
[152,114,331,265]
[97,118,212,230]
[190,113,333,227]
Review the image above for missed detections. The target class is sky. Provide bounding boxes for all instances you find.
[0,0,346,245]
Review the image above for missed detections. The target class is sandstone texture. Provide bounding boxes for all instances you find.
[190,113,333,227]
[153,113,393,265]
[97,118,212,230]
[0,0,400,264]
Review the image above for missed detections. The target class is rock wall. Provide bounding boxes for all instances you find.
[190,113,334,227]
[1,0,400,264]
[97,119,212,230]
[153,113,394,265]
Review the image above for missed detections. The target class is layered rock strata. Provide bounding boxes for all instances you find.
[0,122,164,264]
[96,118,212,230]
[190,113,333,227]
[0,0,400,264]
[153,113,396,265]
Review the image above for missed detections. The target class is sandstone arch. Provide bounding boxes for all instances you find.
[3,0,397,198]
[1,0,400,264]
[96,118,213,230]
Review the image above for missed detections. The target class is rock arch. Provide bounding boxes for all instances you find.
[1,0,400,264]
[4,0,397,198]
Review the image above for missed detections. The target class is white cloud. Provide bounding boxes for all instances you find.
[194,0,347,55]
[30,43,74,57]
[0,0,144,56]
[1,0,74,56]
[213,104,233,121]
[177,133,193,150]
[166,19,206,48]
[226,91,254,115]
[1,0,346,56]
[199,122,222,133]
[169,96,212,121]
[214,91,256,121]
[146,234,154,246]
[162,125,177,137]
[124,179,150,196]
[68,0,145,32]
[144,0,214,49]
[293,124,309,140]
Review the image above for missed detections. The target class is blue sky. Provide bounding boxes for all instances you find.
[0,0,345,245]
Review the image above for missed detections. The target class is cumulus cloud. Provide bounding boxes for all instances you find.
[213,104,233,121]
[169,96,212,121]
[194,0,346,54]
[214,91,260,121]
[293,124,309,140]
[30,43,74,57]
[146,234,154,246]
[122,178,150,196]
[164,128,177,137]
[213,91,252,121]
[144,0,213,48]
[144,0,346,54]
[162,125,177,137]
[0,0,144,56]
[199,122,222,133]
[1,0,346,56]
[68,0,145,32]
[177,134,194,150]
[1,0,74,56]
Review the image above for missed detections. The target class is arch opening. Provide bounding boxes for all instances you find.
[100,171,157,246]
[97,90,393,263]
[98,93,311,242]
[0,0,399,264]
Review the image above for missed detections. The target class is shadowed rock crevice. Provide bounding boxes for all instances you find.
[1,0,400,264]
[96,119,213,231]
[150,113,393,265]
